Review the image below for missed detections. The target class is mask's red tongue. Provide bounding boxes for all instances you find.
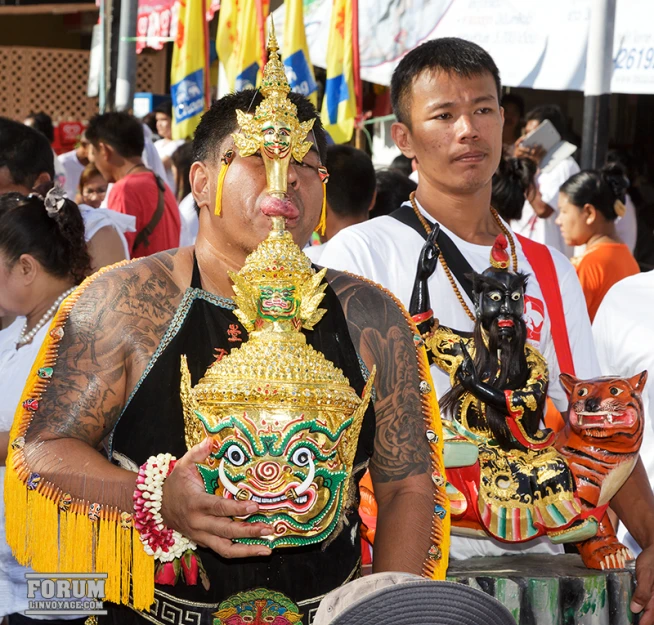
[261,195,299,220]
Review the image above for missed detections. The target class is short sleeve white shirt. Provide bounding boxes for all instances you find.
[317,199,601,558]
[592,271,654,556]
[58,150,86,200]
[513,156,580,258]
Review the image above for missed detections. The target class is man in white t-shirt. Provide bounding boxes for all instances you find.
[592,272,654,556]
[153,101,186,192]
[317,38,654,620]
[513,105,579,258]
[58,132,89,200]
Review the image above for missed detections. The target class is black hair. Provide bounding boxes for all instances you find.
[492,157,537,222]
[325,145,376,218]
[142,112,159,136]
[525,104,566,138]
[371,169,417,219]
[193,90,327,164]
[0,117,55,189]
[390,37,502,126]
[0,192,91,284]
[154,100,173,118]
[85,112,145,158]
[171,141,193,200]
[390,153,413,178]
[25,111,54,144]
[559,165,629,221]
[501,93,525,118]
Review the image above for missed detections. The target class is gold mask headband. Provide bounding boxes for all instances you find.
[214,23,328,235]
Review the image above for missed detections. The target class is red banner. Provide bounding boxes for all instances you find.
[136,0,218,54]
[136,0,175,53]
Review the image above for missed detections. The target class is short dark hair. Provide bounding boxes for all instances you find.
[154,100,173,118]
[171,141,193,199]
[0,192,91,283]
[370,168,417,219]
[560,165,629,221]
[390,153,413,178]
[391,37,502,126]
[501,93,525,118]
[85,112,145,158]
[525,105,566,138]
[492,157,537,222]
[25,111,54,144]
[0,116,55,188]
[193,89,327,164]
[325,145,376,218]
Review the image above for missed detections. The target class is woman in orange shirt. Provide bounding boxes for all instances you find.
[556,166,639,321]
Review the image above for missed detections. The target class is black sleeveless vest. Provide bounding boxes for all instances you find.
[103,260,376,625]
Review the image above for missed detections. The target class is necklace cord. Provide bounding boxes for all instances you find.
[408,192,518,323]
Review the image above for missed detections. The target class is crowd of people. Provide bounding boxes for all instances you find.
[0,34,653,625]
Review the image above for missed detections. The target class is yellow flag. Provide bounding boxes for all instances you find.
[217,0,269,91]
[320,0,355,143]
[171,0,207,139]
[283,0,317,106]
[216,0,238,89]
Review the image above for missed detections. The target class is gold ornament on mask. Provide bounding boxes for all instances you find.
[181,26,373,549]
[232,23,316,199]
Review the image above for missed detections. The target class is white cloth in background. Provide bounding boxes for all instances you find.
[79,204,136,260]
[513,156,580,258]
[304,242,326,264]
[58,149,86,200]
[592,271,654,557]
[52,149,66,192]
[154,138,186,193]
[0,319,82,618]
[616,194,638,253]
[317,197,601,559]
[178,193,199,247]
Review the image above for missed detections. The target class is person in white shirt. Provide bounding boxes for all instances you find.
[170,141,199,246]
[58,132,89,200]
[592,272,654,558]
[304,144,376,265]
[0,190,91,623]
[316,37,654,620]
[153,101,186,192]
[513,105,580,258]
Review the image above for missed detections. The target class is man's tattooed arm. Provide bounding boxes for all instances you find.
[23,251,184,510]
[329,271,434,573]
[329,271,431,481]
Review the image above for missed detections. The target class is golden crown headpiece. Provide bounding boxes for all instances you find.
[232,24,315,177]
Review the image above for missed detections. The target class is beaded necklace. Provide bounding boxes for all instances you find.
[16,286,76,347]
[408,192,518,322]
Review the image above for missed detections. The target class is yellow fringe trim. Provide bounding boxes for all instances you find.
[4,260,155,611]
[343,272,450,580]
[316,184,327,236]
[214,159,230,216]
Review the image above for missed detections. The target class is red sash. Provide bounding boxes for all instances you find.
[516,234,576,378]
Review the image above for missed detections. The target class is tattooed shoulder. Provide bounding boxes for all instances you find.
[28,251,186,445]
[327,270,431,482]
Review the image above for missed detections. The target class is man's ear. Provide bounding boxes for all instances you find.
[98,141,114,162]
[190,160,211,213]
[33,171,52,190]
[391,122,416,159]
